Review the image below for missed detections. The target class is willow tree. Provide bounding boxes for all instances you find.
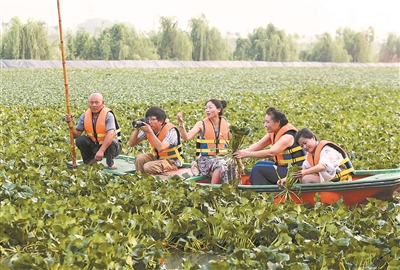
[130,34,160,60]
[65,32,76,60]
[108,23,132,60]
[336,27,374,62]
[189,14,207,61]
[246,23,298,61]
[206,27,232,60]
[189,14,231,61]
[81,36,96,60]
[306,32,350,62]
[379,33,400,62]
[1,17,22,59]
[20,19,51,59]
[98,29,112,60]
[73,30,90,59]
[157,16,178,59]
[157,16,192,60]
[2,17,52,59]
[172,32,193,60]
[233,37,252,60]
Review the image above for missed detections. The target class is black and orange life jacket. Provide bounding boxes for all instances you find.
[307,140,354,182]
[83,107,121,145]
[270,123,306,167]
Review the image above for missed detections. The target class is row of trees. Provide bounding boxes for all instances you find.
[1,16,399,62]
[66,15,233,61]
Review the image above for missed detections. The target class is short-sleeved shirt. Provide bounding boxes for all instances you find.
[76,111,116,132]
[137,127,181,166]
[303,145,344,182]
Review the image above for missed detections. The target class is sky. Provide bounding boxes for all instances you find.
[1,0,399,40]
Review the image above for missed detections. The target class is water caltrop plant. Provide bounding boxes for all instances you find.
[276,164,303,203]
[0,67,399,268]
[225,125,251,186]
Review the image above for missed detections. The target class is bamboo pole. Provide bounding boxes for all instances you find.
[57,0,77,168]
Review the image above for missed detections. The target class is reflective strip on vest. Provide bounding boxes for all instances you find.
[274,155,306,165]
[332,157,355,181]
[157,144,184,164]
[148,123,184,163]
[196,118,229,156]
[281,145,302,154]
[196,138,229,154]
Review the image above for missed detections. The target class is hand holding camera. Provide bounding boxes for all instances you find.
[132,117,150,128]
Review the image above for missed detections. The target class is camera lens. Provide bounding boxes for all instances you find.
[132,120,142,128]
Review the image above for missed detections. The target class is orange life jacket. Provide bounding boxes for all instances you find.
[147,122,184,164]
[269,123,306,167]
[196,117,229,156]
[83,107,121,145]
[307,140,354,182]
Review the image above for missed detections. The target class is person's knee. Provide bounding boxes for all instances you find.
[107,141,122,158]
[134,154,147,173]
[135,154,146,163]
[249,166,270,185]
[143,162,159,174]
[75,136,86,147]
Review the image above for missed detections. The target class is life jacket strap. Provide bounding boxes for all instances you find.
[196,149,228,154]
[275,155,306,165]
[281,145,302,154]
[154,144,184,164]
[196,139,228,144]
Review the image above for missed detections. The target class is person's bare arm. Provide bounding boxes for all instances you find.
[95,130,115,160]
[177,112,202,141]
[234,134,294,159]
[65,114,82,138]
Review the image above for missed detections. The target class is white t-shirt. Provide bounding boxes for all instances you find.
[303,145,344,182]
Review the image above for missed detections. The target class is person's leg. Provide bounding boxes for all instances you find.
[143,159,177,174]
[134,153,156,173]
[211,168,221,184]
[105,140,122,169]
[76,136,98,164]
[301,174,320,183]
[250,161,288,185]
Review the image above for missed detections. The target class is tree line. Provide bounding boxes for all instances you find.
[1,15,399,62]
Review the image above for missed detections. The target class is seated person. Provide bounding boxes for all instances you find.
[233,107,306,185]
[128,106,183,174]
[177,99,234,184]
[65,93,122,169]
[278,128,354,185]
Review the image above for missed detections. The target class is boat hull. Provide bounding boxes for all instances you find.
[67,155,400,206]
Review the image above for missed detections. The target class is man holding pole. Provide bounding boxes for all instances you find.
[65,93,122,169]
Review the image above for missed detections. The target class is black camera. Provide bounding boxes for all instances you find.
[132,117,150,128]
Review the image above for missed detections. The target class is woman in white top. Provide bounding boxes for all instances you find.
[279,128,353,184]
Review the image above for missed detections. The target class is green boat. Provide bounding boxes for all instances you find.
[67,155,400,206]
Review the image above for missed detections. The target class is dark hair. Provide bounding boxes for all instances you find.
[295,128,317,144]
[145,106,166,122]
[266,107,288,127]
[206,99,227,116]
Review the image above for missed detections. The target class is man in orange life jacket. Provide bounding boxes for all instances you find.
[128,106,183,174]
[65,93,122,169]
